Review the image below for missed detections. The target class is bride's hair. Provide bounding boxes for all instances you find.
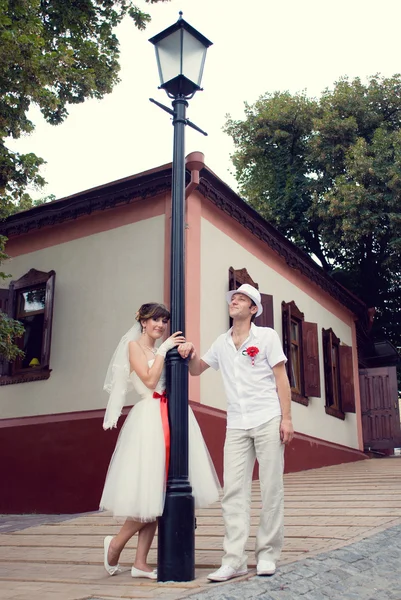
[135,303,170,325]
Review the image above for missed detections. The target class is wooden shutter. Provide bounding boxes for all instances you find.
[302,321,321,397]
[281,302,291,361]
[41,271,56,368]
[0,353,9,377]
[339,344,355,413]
[322,328,333,406]
[255,293,274,328]
[0,289,9,313]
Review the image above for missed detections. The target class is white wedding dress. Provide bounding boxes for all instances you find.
[100,360,220,520]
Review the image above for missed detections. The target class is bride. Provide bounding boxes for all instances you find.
[100,302,220,579]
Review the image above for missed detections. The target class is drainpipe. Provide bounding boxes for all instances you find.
[185,151,205,199]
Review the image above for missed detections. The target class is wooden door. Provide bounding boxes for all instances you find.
[359,366,401,450]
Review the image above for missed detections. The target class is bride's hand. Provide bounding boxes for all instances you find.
[157,331,186,357]
[177,342,196,359]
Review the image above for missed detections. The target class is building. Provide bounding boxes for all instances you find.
[1,153,399,513]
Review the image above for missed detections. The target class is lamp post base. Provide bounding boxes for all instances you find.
[157,490,195,582]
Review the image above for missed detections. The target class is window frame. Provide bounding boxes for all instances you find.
[322,327,345,420]
[282,300,308,406]
[228,266,258,328]
[282,301,322,406]
[0,269,55,386]
[228,267,274,328]
[13,286,46,373]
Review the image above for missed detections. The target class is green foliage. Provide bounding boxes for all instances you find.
[0,235,24,361]
[225,92,325,263]
[0,234,10,280]
[225,75,401,353]
[0,312,24,362]
[0,0,168,360]
[0,0,168,210]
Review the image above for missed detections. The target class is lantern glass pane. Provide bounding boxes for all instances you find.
[182,30,207,86]
[155,29,182,85]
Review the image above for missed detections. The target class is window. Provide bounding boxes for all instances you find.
[228,266,274,328]
[0,269,55,385]
[282,301,321,406]
[322,328,356,419]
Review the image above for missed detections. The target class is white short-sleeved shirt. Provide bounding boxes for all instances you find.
[202,323,287,430]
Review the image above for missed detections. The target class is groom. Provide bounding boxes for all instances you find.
[178,284,293,581]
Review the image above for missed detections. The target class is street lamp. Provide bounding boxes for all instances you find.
[150,12,211,98]
[149,13,212,583]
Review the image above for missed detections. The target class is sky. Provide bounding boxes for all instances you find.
[8,0,401,201]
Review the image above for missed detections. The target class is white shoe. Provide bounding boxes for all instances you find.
[131,566,158,579]
[207,564,248,582]
[257,560,276,576]
[103,536,121,576]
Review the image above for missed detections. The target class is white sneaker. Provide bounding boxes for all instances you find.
[207,564,248,582]
[257,560,276,576]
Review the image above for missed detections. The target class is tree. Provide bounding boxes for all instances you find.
[225,75,401,352]
[0,235,24,362]
[0,0,168,360]
[0,0,168,211]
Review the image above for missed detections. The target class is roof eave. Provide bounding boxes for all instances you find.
[0,161,367,318]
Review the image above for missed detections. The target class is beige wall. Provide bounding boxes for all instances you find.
[200,218,359,449]
[0,216,165,419]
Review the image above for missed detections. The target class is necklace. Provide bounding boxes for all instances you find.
[140,343,157,355]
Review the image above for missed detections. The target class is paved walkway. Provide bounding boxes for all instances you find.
[0,457,400,599]
[188,522,401,600]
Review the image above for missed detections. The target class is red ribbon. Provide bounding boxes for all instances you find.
[153,390,170,482]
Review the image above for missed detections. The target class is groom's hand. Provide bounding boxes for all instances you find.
[177,342,196,359]
[280,418,294,444]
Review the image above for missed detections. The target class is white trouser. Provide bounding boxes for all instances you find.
[221,416,284,569]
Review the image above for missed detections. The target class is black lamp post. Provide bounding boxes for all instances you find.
[149,13,212,583]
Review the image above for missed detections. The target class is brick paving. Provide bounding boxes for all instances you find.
[187,523,401,600]
[0,457,400,599]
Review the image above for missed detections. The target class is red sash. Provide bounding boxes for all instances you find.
[153,390,170,481]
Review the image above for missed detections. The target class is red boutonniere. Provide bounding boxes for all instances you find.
[243,346,259,366]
